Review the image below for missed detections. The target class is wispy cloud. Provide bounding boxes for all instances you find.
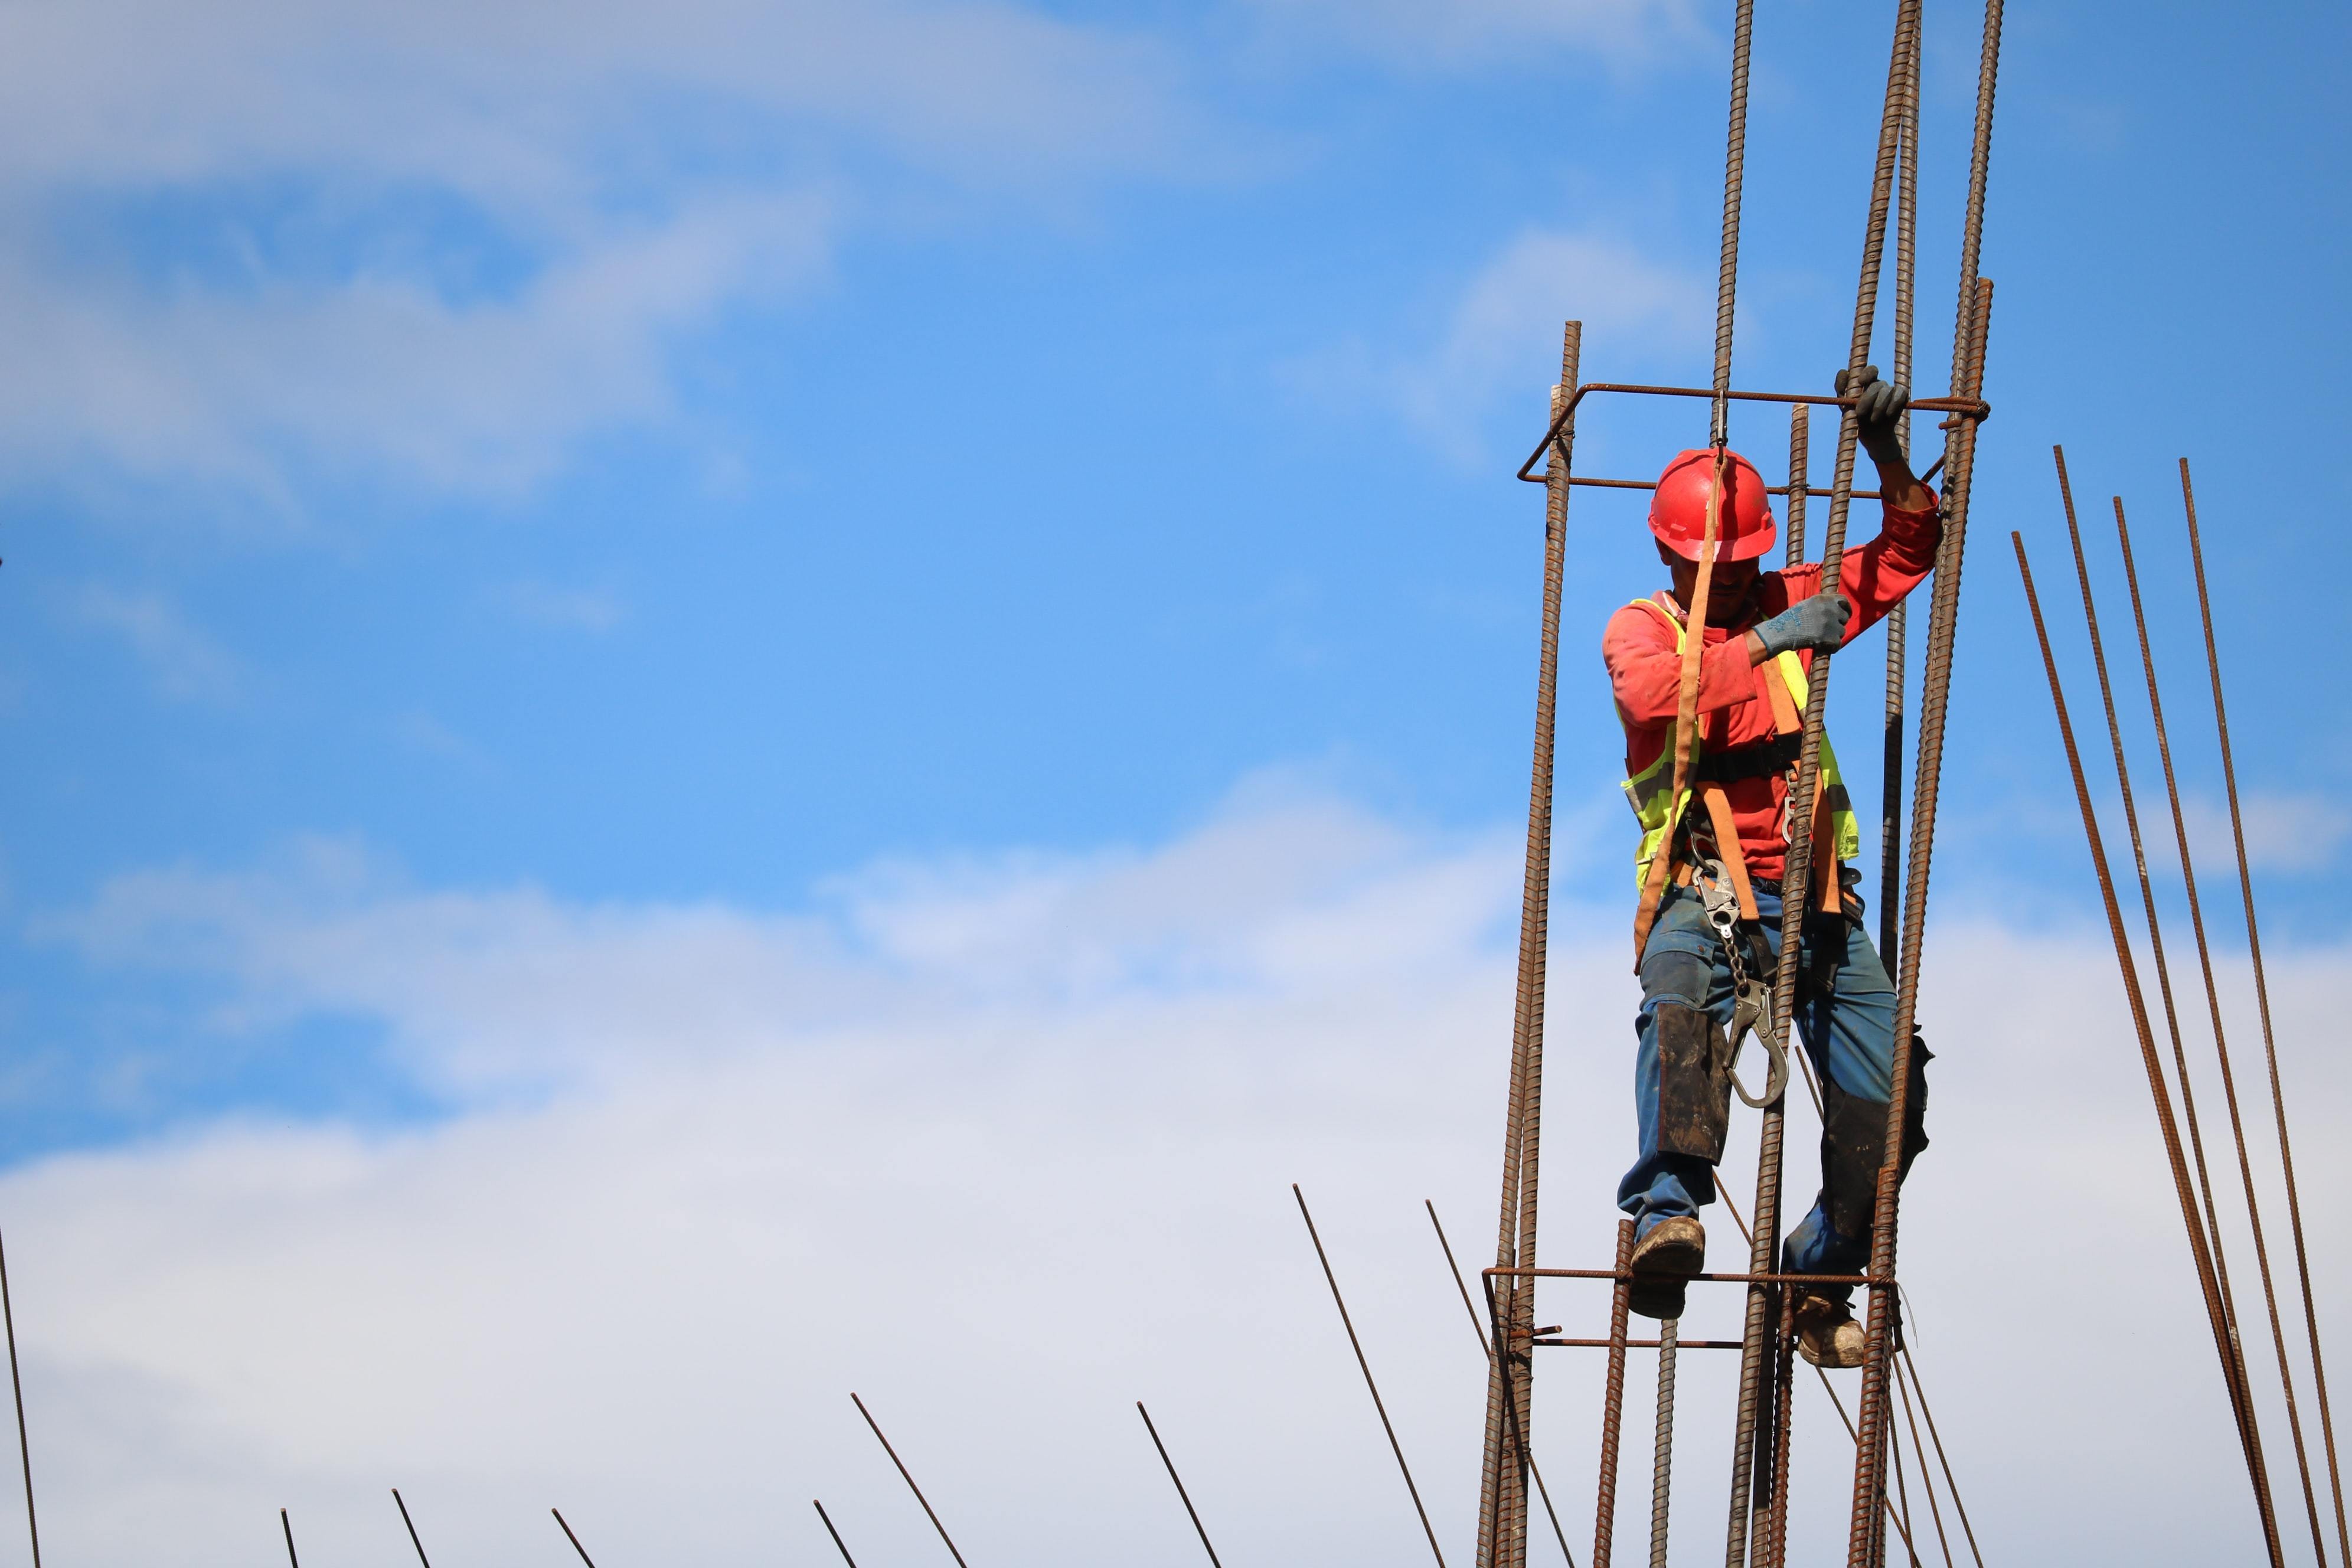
[1237,0,1710,71]
[67,584,242,701]
[19,785,2349,1563]
[499,582,629,634]
[1288,227,1711,463]
[0,0,1216,505]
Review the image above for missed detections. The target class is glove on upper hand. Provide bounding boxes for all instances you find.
[1834,364,1910,458]
[1753,592,1853,659]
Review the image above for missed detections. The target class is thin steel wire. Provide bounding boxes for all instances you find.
[553,1508,599,1568]
[1805,1359,1925,1562]
[2053,455,2275,1519]
[1897,1350,1982,1568]
[1139,1403,1224,1568]
[2112,486,2324,1560]
[1482,323,1580,1568]
[393,1489,432,1568]
[2012,531,2284,1562]
[1891,1354,1952,1568]
[1886,1398,1920,1568]
[852,1393,972,1568]
[280,1508,299,1568]
[1296,1186,1447,1567]
[2184,457,2352,1562]
[815,1500,862,1567]
[1432,1203,1579,1567]
[0,1228,40,1568]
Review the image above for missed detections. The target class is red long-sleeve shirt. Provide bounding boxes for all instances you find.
[1602,494,1942,881]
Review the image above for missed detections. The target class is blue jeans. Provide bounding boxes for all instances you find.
[1618,881,1921,1298]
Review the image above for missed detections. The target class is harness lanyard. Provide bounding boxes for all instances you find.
[1631,449,1729,963]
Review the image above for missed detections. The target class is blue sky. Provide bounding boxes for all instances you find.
[0,1,2345,1563]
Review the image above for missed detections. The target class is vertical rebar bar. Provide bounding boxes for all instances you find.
[1737,11,1919,1564]
[2012,531,2284,1562]
[1480,321,1580,1568]
[2183,457,2351,1562]
[1651,1319,1678,1568]
[1786,406,1810,566]
[1880,0,1921,979]
[1595,1220,1636,1568]
[1711,0,1758,449]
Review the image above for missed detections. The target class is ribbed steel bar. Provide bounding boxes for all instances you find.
[281,1508,300,1568]
[2111,486,2321,1557]
[393,1489,432,1568]
[0,1227,40,1568]
[1651,1318,1679,1568]
[1734,9,1919,1561]
[1878,4,1920,978]
[852,1393,972,1568]
[1594,1220,1636,1568]
[1298,1185,1447,1568]
[1897,1350,1982,1568]
[1139,1403,1224,1567]
[2184,456,2352,1562]
[1432,1203,1579,1566]
[1710,0,1757,447]
[2055,458,2272,1508]
[1786,406,1811,564]
[2012,532,2284,1562]
[815,1500,861,1568]
[1479,321,1580,1568]
[553,1508,599,1568]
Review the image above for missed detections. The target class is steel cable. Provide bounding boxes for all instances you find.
[2183,459,2352,1562]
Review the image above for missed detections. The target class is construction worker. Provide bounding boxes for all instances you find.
[1602,368,1934,1367]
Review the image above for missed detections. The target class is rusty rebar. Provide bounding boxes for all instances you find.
[0,1227,40,1568]
[1432,1202,1579,1567]
[1880,0,1920,980]
[1482,322,1580,1568]
[1736,11,1920,1561]
[392,1488,432,1567]
[1651,1317,1679,1568]
[1897,1350,1981,1568]
[814,1500,860,1567]
[552,1507,599,1567]
[2013,531,2282,1560]
[1710,0,1756,447]
[1296,1185,1446,1568]
[1138,1403,1223,1568]
[1786,406,1811,564]
[2054,456,2272,1507]
[2112,484,2324,1559]
[852,1393,971,1568]
[2184,456,2352,1562]
[1594,1220,1636,1568]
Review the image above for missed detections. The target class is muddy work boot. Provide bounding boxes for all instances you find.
[1628,1216,1704,1320]
[1793,1291,1867,1368]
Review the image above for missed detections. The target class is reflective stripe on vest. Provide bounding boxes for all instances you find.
[1619,596,1862,887]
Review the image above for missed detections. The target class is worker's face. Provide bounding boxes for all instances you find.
[1660,540,1759,625]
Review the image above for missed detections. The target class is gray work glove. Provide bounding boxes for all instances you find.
[1834,364,1910,460]
[1752,592,1853,658]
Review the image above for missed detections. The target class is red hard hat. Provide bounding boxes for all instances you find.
[1648,447,1776,561]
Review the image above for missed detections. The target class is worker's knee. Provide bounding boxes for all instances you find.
[1652,1001,1732,1164]
[1639,948,1715,1011]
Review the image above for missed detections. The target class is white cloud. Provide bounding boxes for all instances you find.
[14,787,2351,1564]
[67,584,243,701]
[0,0,1211,504]
[1292,228,1711,464]
[499,582,629,634]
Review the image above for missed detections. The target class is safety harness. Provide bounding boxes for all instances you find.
[1620,593,1864,1108]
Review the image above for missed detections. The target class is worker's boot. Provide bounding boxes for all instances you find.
[1793,1291,1866,1369]
[1628,1216,1704,1320]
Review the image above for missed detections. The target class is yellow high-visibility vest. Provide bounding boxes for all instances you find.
[1619,596,1861,888]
